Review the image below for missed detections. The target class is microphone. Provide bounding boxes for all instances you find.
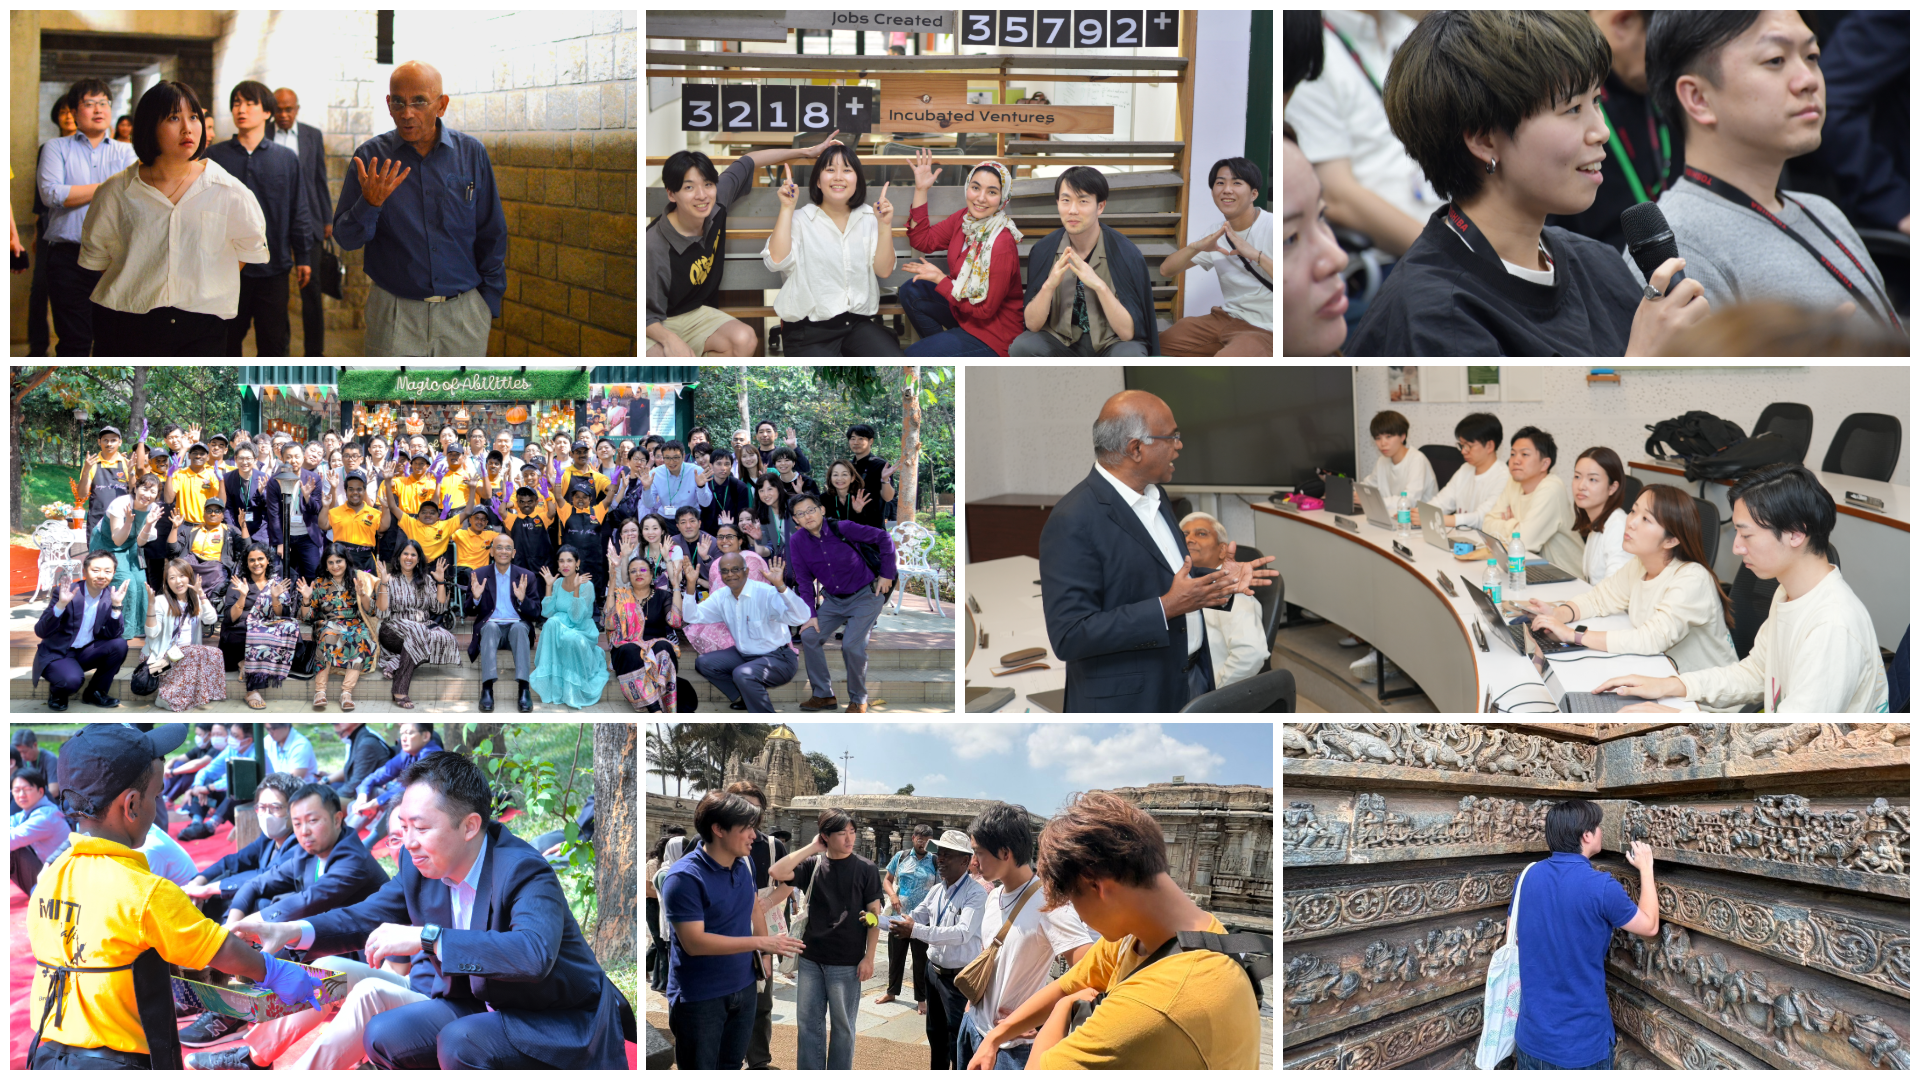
[1621,202,1686,297]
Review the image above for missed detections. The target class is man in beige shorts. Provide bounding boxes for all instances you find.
[651,304,748,357]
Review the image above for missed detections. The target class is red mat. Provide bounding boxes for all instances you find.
[12,807,635,1069]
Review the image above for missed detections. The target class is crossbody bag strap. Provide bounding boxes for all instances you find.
[991,877,1038,949]
[1503,860,1538,949]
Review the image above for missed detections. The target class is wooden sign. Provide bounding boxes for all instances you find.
[878,75,1112,134]
[786,9,960,33]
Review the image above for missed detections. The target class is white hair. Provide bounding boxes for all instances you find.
[1180,511,1230,544]
[1091,408,1152,461]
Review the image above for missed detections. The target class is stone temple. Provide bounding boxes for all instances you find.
[647,725,1273,935]
[1282,722,1910,1070]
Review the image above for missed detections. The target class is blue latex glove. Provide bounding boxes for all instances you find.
[257,954,325,1011]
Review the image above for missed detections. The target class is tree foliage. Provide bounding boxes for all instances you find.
[805,751,840,797]
[895,782,916,796]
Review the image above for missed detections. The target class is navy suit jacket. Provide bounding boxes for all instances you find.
[262,468,327,552]
[31,583,126,686]
[200,830,300,898]
[1039,466,1216,712]
[467,563,543,659]
[300,821,634,1068]
[223,468,269,541]
[293,121,333,242]
[233,827,390,922]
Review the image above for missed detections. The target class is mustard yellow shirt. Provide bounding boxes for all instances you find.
[329,505,382,547]
[391,473,437,516]
[400,515,456,561]
[1036,912,1261,1070]
[28,835,228,1054]
[453,528,501,569]
[172,465,223,525]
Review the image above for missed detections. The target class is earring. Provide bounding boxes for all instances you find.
[1486,157,1497,174]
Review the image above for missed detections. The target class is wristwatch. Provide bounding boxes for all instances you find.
[421,923,442,958]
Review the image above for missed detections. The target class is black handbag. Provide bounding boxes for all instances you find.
[287,637,318,680]
[130,657,160,697]
[317,237,346,300]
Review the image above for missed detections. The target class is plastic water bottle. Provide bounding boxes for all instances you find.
[1394,491,1412,537]
[1507,530,1527,599]
[1483,558,1503,604]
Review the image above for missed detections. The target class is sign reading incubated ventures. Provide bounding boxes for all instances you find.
[337,369,591,401]
[878,76,1113,134]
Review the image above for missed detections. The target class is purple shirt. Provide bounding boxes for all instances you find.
[785,520,898,616]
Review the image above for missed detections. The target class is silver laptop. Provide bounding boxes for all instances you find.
[1419,501,1480,551]
[1353,482,1396,530]
[1524,635,1635,713]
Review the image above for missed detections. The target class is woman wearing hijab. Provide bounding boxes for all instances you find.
[1343,10,1708,357]
[898,150,1026,356]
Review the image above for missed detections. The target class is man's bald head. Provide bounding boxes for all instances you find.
[272,88,300,132]
[390,62,445,100]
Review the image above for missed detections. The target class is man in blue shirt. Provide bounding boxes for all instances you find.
[261,721,319,781]
[334,60,506,357]
[1511,799,1660,1069]
[205,80,312,357]
[10,763,69,896]
[661,790,803,1069]
[877,824,942,1010]
[34,77,137,356]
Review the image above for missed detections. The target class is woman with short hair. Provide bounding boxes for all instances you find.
[80,80,270,356]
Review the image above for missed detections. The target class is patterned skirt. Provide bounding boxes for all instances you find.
[316,616,378,672]
[156,645,229,712]
[242,612,302,687]
[377,615,464,679]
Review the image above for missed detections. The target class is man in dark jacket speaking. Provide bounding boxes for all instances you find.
[1011,167,1159,357]
[1038,390,1274,711]
[230,751,635,1068]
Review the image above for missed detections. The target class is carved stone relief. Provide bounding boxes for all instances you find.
[1281,990,1484,1070]
[1622,794,1911,897]
[1284,865,1518,942]
[1282,723,1597,783]
[1283,915,1506,1031]
[1608,980,1764,1069]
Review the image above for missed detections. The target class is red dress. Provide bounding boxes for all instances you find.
[906,203,1026,356]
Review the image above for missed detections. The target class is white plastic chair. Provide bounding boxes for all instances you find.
[888,521,948,617]
[32,519,86,605]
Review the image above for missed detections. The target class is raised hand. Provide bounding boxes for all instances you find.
[698,535,713,558]
[302,473,317,499]
[230,578,248,603]
[852,490,872,513]
[873,181,894,226]
[785,426,797,448]
[900,259,946,285]
[513,574,528,602]
[777,163,798,210]
[605,539,617,569]
[910,147,943,190]
[881,462,896,484]
[769,557,787,584]
[718,511,734,527]
[638,468,653,491]
[801,129,844,160]
[741,517,762,540]
[539,565,556,590]
[187,425,202,444]
[1218,540,1278,595]
[430,559,447,584]
[295,578,314,603]
[355,156,413,208]
[111,579,130,607]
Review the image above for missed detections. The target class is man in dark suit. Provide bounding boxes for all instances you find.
[272,87,333,357]
[31,552,130,711]
[223,441,271,549]
[1039,390,1274,711]
[263,439,327,582]
[183,771,304,923]
[468,533,543,713]
[231,752,636,1069]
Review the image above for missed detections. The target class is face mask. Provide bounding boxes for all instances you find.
[259,812,291,841]
[210,735,228,750]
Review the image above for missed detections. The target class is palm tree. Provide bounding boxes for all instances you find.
[646,724,703,796]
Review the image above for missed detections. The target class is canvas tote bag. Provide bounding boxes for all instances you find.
[1476,860,1539,1069]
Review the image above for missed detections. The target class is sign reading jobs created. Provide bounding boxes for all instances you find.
[786,10,959,32]
[337,369,591,401]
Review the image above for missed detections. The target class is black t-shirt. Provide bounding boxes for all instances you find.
[747,834,784,892]
[790,852,884,966]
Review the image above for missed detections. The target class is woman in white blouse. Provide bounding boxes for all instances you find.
[1520,484,1737,674]
[80,80,268,356]
[763,144,904,356]
[1570,447,1631,583]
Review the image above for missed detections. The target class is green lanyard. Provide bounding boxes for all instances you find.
[1596,101,1671,206]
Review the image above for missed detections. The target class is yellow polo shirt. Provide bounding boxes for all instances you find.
[391,473,437,516]
[329,505,382,547]
[453,528,502,569]
[28,835,228,1054]
[400,515,456,561]
[1035,913,1261,1070]
[438,472,475,513]
[173,466,224,525]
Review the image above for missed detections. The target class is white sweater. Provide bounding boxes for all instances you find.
[1564,556,1736,674]
[1678,567,1888,712]
[1431,460,1507,531]
[1580,507,1631,586]
[1483,474,1584,573]
[1202,591,1267,691]
[1365,449,1436,507]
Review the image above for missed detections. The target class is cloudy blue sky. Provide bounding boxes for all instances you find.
[726,722,1273,816]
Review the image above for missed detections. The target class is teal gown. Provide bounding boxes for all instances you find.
[89,502,152,641]
[528,578,608,708]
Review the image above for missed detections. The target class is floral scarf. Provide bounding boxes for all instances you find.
[951,161,1021,305]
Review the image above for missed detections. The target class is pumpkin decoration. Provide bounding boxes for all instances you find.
[505,405,530,426]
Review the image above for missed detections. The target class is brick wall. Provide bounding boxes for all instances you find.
[437,11,638,356]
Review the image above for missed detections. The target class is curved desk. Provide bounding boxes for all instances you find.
[1252,502,1695,713]
[1629,460,1909,650]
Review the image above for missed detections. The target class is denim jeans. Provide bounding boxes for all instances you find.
[897,279,999,357]
[796,957,861,1070]
[1516,1043,1614,1069]
[668,982,756,1069]
[955,1007,1033,1070]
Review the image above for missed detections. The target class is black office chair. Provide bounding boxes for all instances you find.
[1729,542,1840,659]
[1616,474,1643,515]
[1821,412,1902,482]
[1421,444,1465,490]
[1169,495,1194,523]
[1753,403,1814,464]
[1181,666,1295,712]
[1689,493,1720,572]
[1890,626,1909,713]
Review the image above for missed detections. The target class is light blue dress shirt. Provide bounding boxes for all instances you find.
[36,132,138,244]
[292,835,489,950]
[265,728,320,779]
[71,584,108,650]
[10,794,71,862]
[642,464,713,520]
[489,566,519,624]
[686,579,810,656]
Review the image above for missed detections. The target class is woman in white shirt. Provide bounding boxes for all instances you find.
[1359,409,1436,511]
[1521,484,1736,674]
[763,144,904,356]
[80,80,269,356]
[1571,447,1631,584]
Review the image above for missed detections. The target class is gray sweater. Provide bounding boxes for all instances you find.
[1619,179,1895,332]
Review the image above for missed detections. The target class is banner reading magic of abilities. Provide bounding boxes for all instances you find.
[336,369,591,401]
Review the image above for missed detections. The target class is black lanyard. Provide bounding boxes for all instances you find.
[1681,167,1901,333]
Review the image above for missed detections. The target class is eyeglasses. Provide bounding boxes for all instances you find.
[1139,431,1182,445]
[718,566,748,577]
[387,96,437,114]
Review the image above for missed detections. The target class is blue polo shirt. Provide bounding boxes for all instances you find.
[1511,852,1642,1067]
[661,841,756,1007]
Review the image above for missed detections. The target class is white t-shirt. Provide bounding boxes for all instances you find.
[1365,448,1436,507]
[969,875,1096,1047]
[1679,566,1888,712]
[1190,208,1273,330]
[1283,10,1438,233]
[79,158,270,319]
[1581,506,1631,586]
[1432,459,1507,531]
[762,202,884,322]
